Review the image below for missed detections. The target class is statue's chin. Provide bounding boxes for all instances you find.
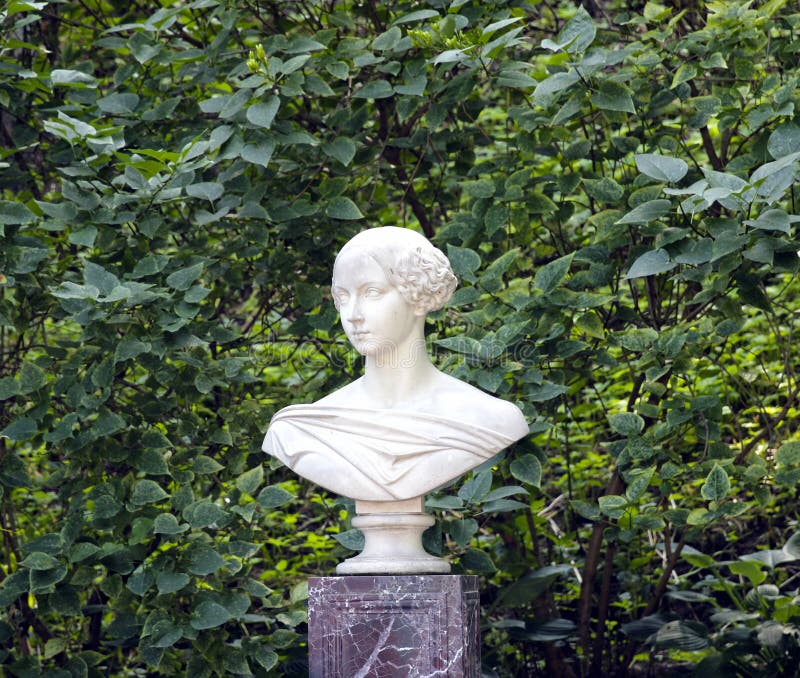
[350,339,393,359]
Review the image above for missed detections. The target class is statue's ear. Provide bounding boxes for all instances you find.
[413,304,428,318]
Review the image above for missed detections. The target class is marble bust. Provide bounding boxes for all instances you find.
[263,227,528,572]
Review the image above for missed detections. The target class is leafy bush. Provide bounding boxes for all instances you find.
[2,1,800,676]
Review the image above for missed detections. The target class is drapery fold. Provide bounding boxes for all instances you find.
[263,405,517,501]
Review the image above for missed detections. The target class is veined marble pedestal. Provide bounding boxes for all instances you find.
[308,575,480,677]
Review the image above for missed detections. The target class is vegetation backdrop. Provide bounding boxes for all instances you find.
[2,0,800,676]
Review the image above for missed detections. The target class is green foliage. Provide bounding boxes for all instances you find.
[2,0,800,676]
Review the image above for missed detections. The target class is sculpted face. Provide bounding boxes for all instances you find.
[332,249,424,359]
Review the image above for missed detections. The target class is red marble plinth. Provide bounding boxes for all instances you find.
[308,575,480,677]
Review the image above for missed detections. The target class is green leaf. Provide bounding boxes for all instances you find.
[481,248,519,283]
[0,201,37,225]
[20,552,60,571]
[133,449,169,475]
[509,454,542,488]
[616,199,671,224]
[460,548,496,573]
[626,467,655,502]
[241,139,276,167]
[590,81,635,113]
[44,637,68,659]
[608,412,645,436]
[185,500,229,529]
[257,484,295,509]
[598,494,628,518]
[625,249,677,279]
[325,196,364,220]
[97,92,139,114]
[353,80,394,99]
[784,531,800,559]
[571,500,600,521]
[671,64,697,89]
[741,548,794,568]
[744,209,794,233]
[129,32,161,63]
[322,137,357,166]
[156,572,190,595]
[458,470,492,504]
[334,528,364,551]
[728,560,766,586]
[701,465,730,501]
[1,417,37,442]
[527,382,568,402]
[279,54,310,74]
[446,245,481,283]
[19,362,46,393]
[187,547,225,576]
[126,568,154,596]
[392,9,440,24]
[463,179,495,199]
[130,480,169,505]
[534,71,580,103]
[635,153,689,183]
[497,69,538,89]
[435,335,481,357]
[576,311,604,338]
[325,61,350,80]
[84,261,119,296]
[767,122,800,159]
[253,648,279,671]
[91,411,125,437]
[0,377,19,400]
[541,6,595,54]
[50,69,97,87]
[190,601,232,630]
[448,518,478,547]
[534,253,573,293]
[583,177,624,203]
[481,498,529,513]
[651,620,710,651]
[246,96,280,128]
[776,442,800,466]
[426,495,464,509]
[153,513,188,535]
[186,182,224,202]
[193,456,224,474]
[618,328,658,351]
[526,618,577,641]
[373,26,402,51]
[114,339,149,363]
[166,263,204,291]
[235,466,264,495]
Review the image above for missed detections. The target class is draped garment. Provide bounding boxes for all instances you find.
[262,405,520,501]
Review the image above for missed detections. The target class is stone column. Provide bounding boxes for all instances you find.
[308,574,480,677]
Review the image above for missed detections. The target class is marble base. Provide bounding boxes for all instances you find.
[308,575,480,677]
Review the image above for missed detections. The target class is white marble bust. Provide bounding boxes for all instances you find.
[262,227,528,502]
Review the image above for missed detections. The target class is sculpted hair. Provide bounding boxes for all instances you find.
[332,227,458,314]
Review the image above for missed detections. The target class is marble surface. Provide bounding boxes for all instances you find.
[308,575,480,677]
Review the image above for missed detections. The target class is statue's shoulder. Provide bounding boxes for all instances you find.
[314,378,365,407]
[433,373,528,438]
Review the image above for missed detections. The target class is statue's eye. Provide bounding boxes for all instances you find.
[335,291,350,305]
[365,287,383,298]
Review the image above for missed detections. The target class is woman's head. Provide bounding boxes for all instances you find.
[331,227,457,315]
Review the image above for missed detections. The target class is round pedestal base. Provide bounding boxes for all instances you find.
[336,511,450,575]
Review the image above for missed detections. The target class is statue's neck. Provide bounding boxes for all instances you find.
[363,341,438,409]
